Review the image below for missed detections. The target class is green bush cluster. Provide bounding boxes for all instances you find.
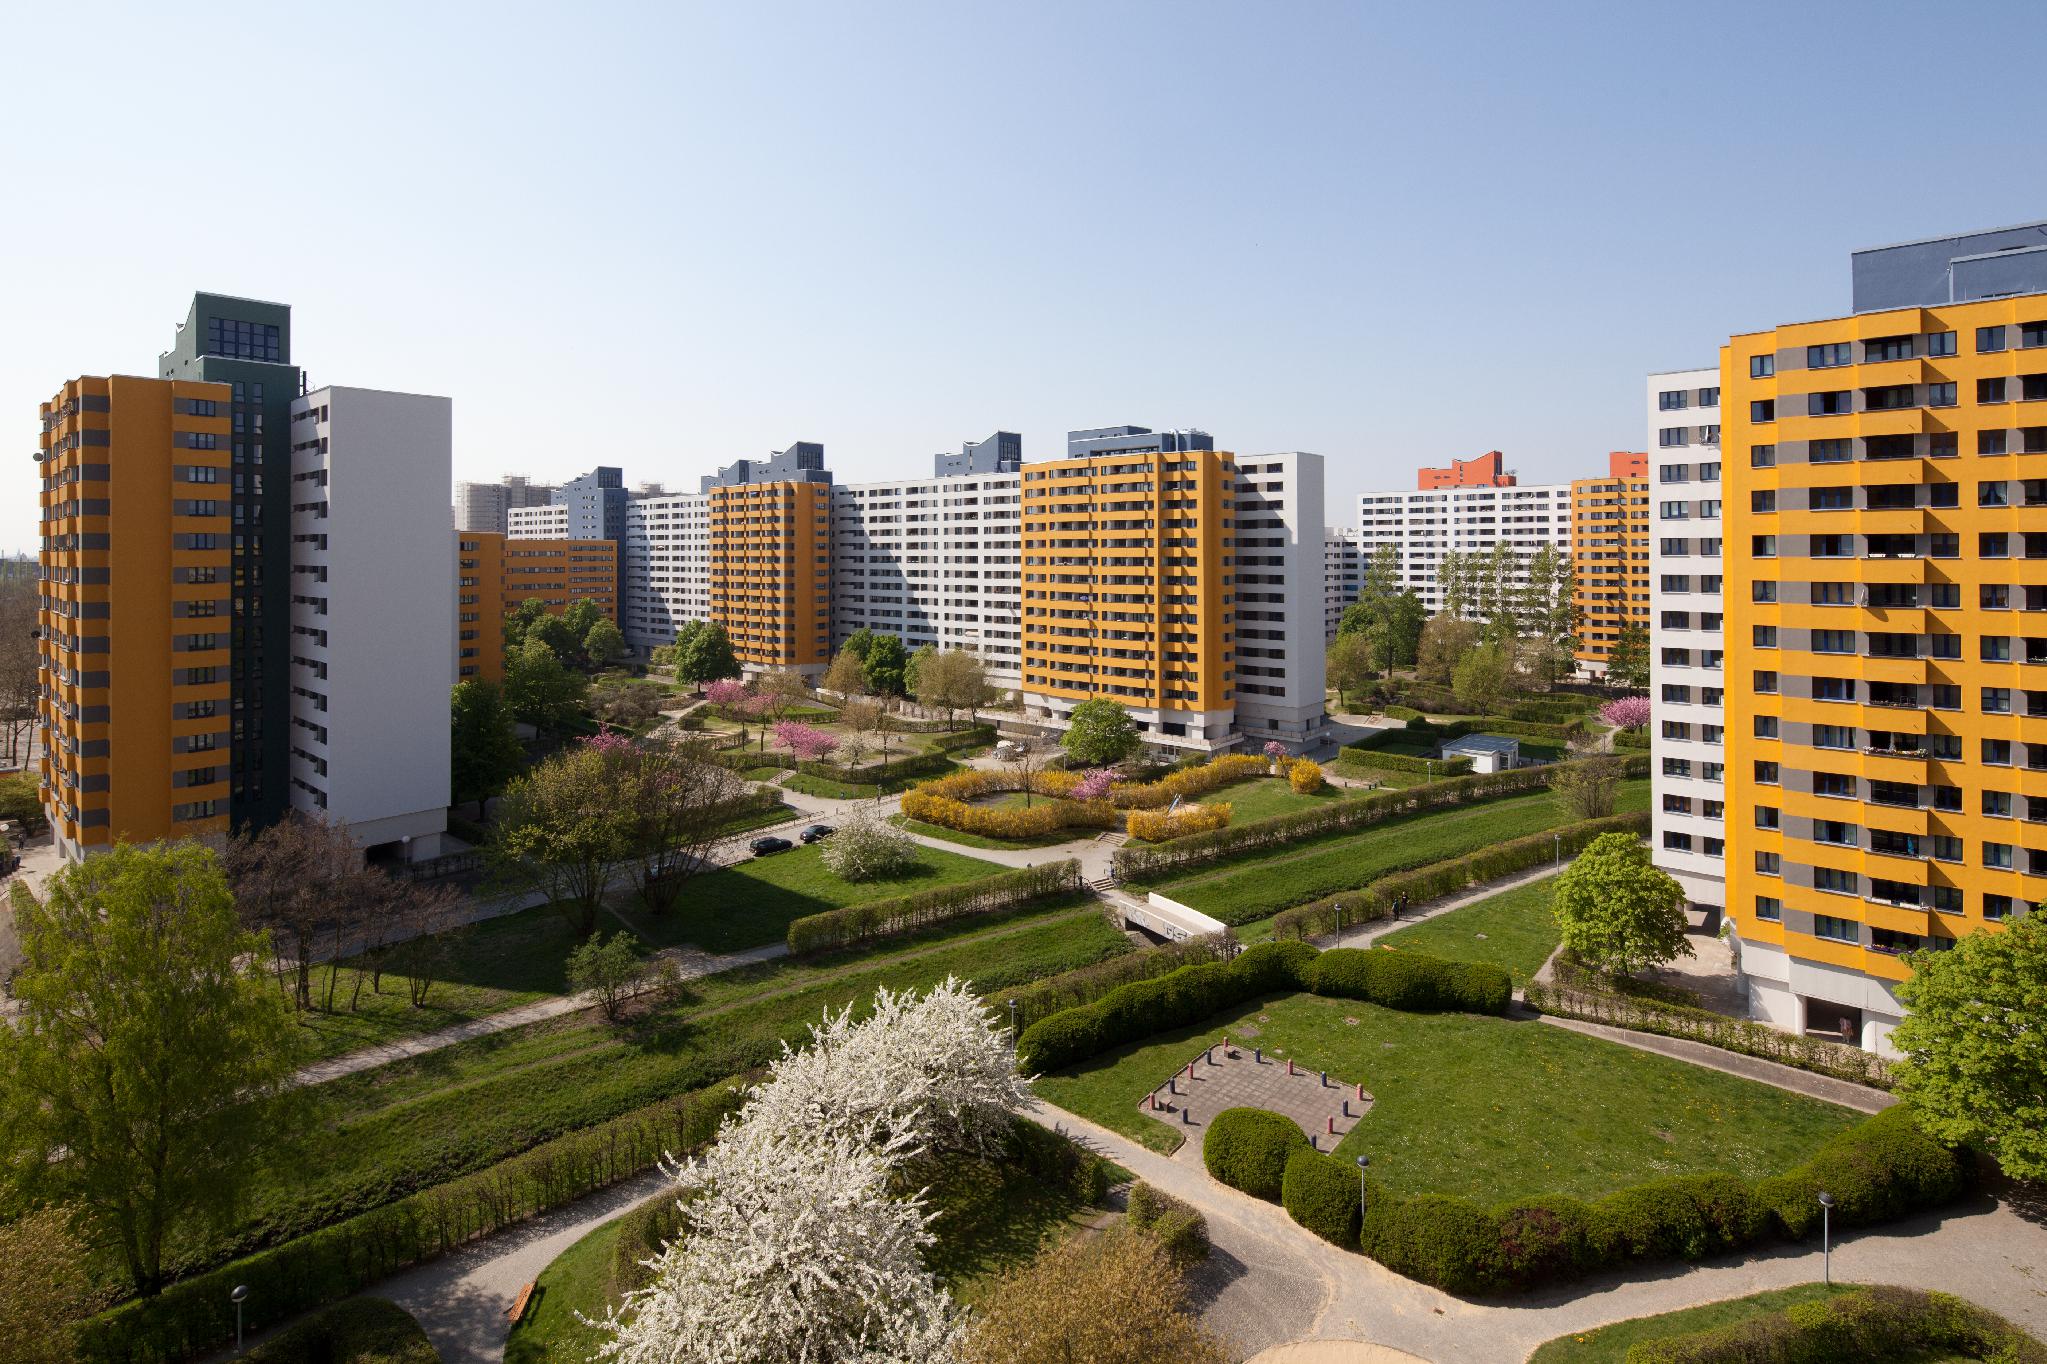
[1282,1149,1362,1247]
[1379,703,1426,721]
[1623,1285,2047,1364]
[1126,1181,1211,1268]
[241,1297,439,1364]
[78,1081,745,1363]
[1506,696,1599,724]
[1113,757,1648,882]
[1203,1108,1310,1200]
[1269,812,1647,940]
[1007,1114,1119,1205]
[1015,938,1510,1074]
[1306,947,1512,1014]
[1006,936,1235,1033]
[1350,715,1581,754]
[784,860,1082,954]
[1525,978,1894,1090]
[1614,727,1653,751]
[1350,1105,1965,1296]
[608,1192,691,1304]
[1195,1103,1968,1299]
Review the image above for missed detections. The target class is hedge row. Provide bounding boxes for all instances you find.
[1268,812,1649,940]
[1614,727,1652,751]
[899,754,1268,840]
[1350,715,1580,752]
[80,1080,747,1363]
[1006,935,1233,1034]
[711,726,995,784]
[242,1297,438,1364]
[1624,1285,2047,1364]
[1015,939,1509,1074]
[1506,696,1599,723]
[1126,802,1232,842]
[1231,1103,1966,1297]
[1526,978,1895,1090]
[1113,756,1650,881]
[1338,748,1474,776]
[785,860,1082,955]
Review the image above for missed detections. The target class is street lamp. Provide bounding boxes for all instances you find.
[231,1284,250,1353]
[1007,998,1018,1048]
[1554,832,1561,866]
[1818,1190,1834,1286]
[1335,902,1344,948]
[1354,1154,1371,1217]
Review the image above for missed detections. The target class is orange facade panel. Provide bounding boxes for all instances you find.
[706,481,832,672]
[1571,462,1650,666]
[456,531,618,685]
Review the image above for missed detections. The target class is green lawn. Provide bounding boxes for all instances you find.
[1375,874,1561,984]
[621,841,1010,953]
[1196,776,1354,823]
[1501,736,1567,763]
[1329,754,1436,788]
[1033,992,1860,1198]
[783,758,964,802]
[1527,1284,1848,1363]
[171,901,1130,1280]
[1146,781,1647,926]
[504,1211,628,1363]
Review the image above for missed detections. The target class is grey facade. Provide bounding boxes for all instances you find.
[1851,221,2047,312]
[1065,425,1215,460]
[933,430,1021,477]
[455,475,555,533]
[700,441,831,491]
[553,467,627,594]
[158,293,300,834]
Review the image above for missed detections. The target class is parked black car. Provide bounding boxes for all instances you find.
[800,824,835,844]
[749,835,794,857]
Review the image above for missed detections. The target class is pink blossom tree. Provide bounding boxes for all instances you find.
[705,678,750,708]
[1263,739,1287,772]
[1071,768,1112,802]
[1599,695,1651,730]
[775,719,839,764]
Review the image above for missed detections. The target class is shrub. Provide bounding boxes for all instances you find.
[1306,947,1512,1015]
[817,810,921,881]
[1622,1285,2047,1364]
[1288,758,1325,793]
[1357,1191,1502,1296]
[1281,1150,1362,1247]
[1754,1102,1968,1238]
[241,1297,437,1364]
[1126,802,1231,842]
[1007,1115,1119,1205]
[1202,1108,1310,1200]
[1338,749,1474,777]
[1589,1174,1766,1263]
[785,861,1082,954]
[80,1080,746,1363]
[1614,727,1652,751]
[1006,936,1233,1034]
[1490,1196,1602,1289]
[1126,1182,1211,1268]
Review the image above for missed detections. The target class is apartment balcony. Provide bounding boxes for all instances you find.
[1859,847,1930,883]
[1860,897,1935,937]
[1856,556,1927,585]
[1855,508,1926,537]
[1859,749,1929,784]
[1857,654,1927,686]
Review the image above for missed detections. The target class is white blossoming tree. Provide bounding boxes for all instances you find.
[594,978,1029,1363]
[818,810,921,882]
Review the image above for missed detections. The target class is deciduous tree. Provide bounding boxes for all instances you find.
[904,643,935,699]
[1893,911,2047,1180]
[915,649,988,730]
[963,1224,1229,1364]
[567,931,646,1022]
[1520,542,1578,690]
[0,845,299,1296]
[589,677,665,730]
[626,737,744,913]
[450,680,524,817]
[0,577,37,767]
[1549,753,1625,819]
[1337,545,1426,674]
[861,632,910,697]
[1417,613,1479,686]
[503,636,589,732]
[584,618,627,668]
[1063,697,1140,767]
[493,735,641,937]
[1552,832,1691,978]
[1605,620,1650,691]
[674,621,741,687]
[824,647,869,699]
[1451,640,1510,716]
[1326,633,1374,709]
[818,810,920,882]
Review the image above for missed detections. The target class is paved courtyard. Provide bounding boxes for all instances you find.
[1141,1033,1372,1158]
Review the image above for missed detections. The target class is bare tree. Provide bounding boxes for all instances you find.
[1003,737,1051,808]
[0,579,39,768]
[222,812,371,1011]
[631,737,744,914]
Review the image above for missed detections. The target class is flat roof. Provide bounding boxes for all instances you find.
[1443,734,1520,755]
[1851,219,2047,255]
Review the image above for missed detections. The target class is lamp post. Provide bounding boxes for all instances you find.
[1336,903,1344,948]
[1354,1154,1370,1220]
[1554,832,1561,866]
[231,1284,249,1353]
[1818,1190,1834,1286]
[1008,999,1019,1048]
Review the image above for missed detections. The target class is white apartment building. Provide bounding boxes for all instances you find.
[622,492,711,654]
[1324,525,1362,639]
[1354,480,1573,614]
[287,386,452,859]
[1646,368,1726,917]
[831,468,1025,689]
[1233,453,1330,750]
[507,502,569,538]
[454,475,554,533]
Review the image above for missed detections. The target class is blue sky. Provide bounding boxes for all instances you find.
[6,0,2045,553]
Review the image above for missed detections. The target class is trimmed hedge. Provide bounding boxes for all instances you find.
[79,1080,746,1363]
[1506,696,1598,724]
[1525,977,1894,1090]
[1127,1181,1211,1268]
[1269,812,1647,940]
[1614,727,1652,751]
[1007,1113,1119,1205]
[1014,938,1509,1075]
[900,754,1267,841]
[1203,1108,1310,1199]
[242,1297,438,1364]
[1623,1285,2047,1363]
[1282,1149,1362,1247]
[1339,748,1474,776]
[1379,703,1426,721]
[1126,802,1232,842]
[1115,756,1649,882]
[1347,1104,1967,1296]
[784,860,1082,954]
[1006,936,1233,1034]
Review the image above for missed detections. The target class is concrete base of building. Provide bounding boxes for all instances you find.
[339,806,450,865]
[1732,936,1905,1057]
[1236,699,1332,754]
[1022,696,1239,756]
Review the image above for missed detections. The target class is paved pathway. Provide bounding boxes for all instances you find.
[1140,1041,1368,1159]
[1023,1099,2047,1364]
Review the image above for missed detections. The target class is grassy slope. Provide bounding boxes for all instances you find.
[623,841,1009,952]
[1033,993,1859,1197]
[1149,781,1647,926]
[177,900,1128,1278]
[1195,776,1355,823]
[504,1216,626,1364]
[1374,874,1562,984]
[1526,1283,1848,1363]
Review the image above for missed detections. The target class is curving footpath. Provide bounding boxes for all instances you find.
[1022,1099,2047,1364]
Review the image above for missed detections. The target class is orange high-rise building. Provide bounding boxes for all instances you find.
[1572,450,1651,671]
[707,481,834,673]
[456,531,617,684]
[1418,450,1516,489]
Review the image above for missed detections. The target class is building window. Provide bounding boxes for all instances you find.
[1699,387,1720,407]
[1659,390,1689,411]
[1751,354,1775,378]
[1929,382,1958,407]
[1813,915,1858,943]
[1659,427,1688,448]
[1751,400,1775,423]
[1928,330,1957,357]
[1981,377,2009,404]
[1754,895,1782,921]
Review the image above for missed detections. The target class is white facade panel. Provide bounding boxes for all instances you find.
[1323,525,1362,640]
[623,493,711,653]
[1232,452,1328,749]
[1353,480,1573,616]
[507,503,568,539]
